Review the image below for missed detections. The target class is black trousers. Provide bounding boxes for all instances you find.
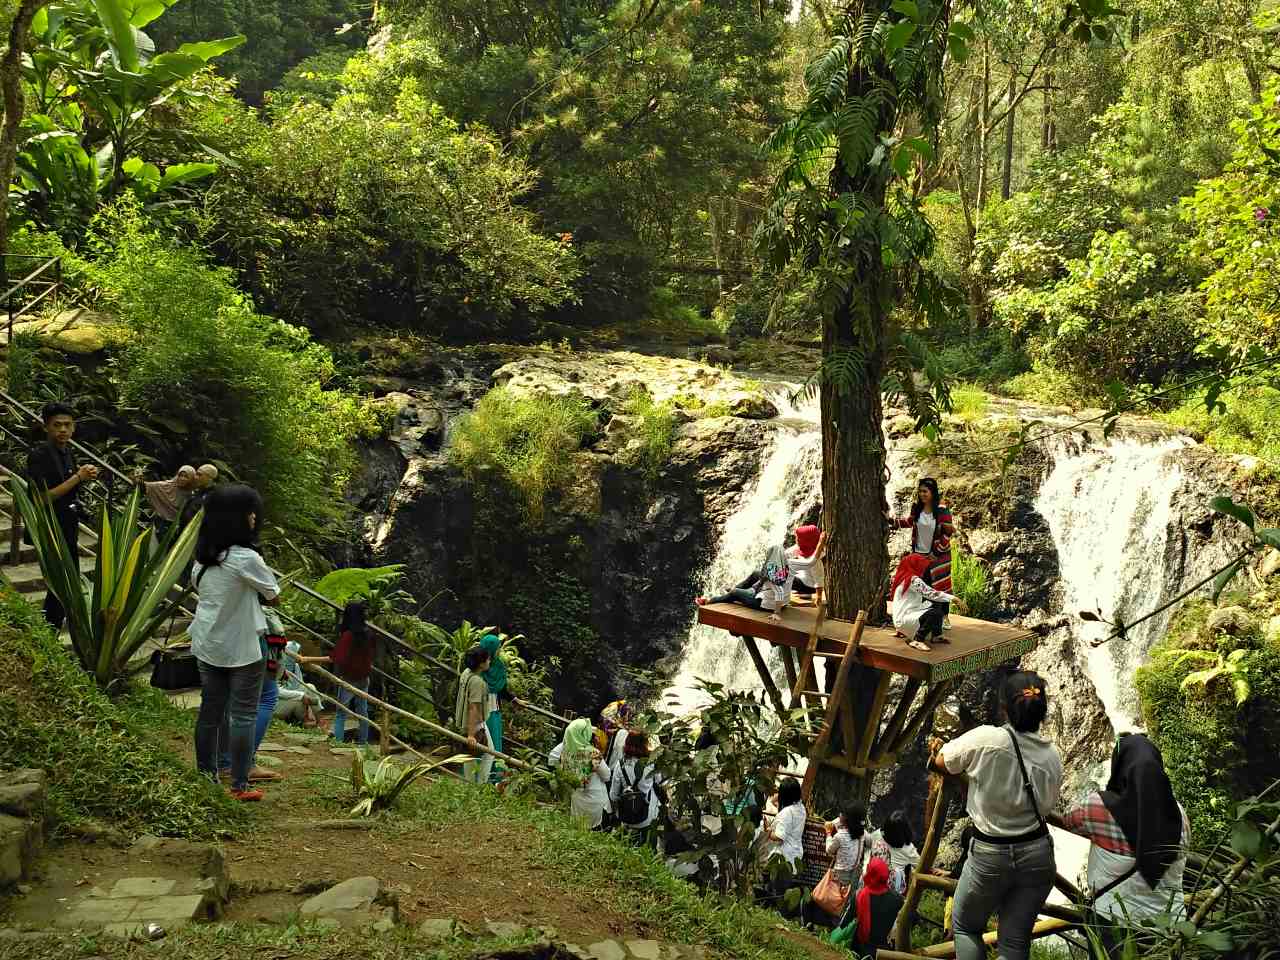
[43,514,79,631]
[709,572,765,609]
[918,600,948,640]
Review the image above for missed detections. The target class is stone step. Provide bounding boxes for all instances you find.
[2,556,95,593]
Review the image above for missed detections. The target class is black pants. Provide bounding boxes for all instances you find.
[42,515,78,632]
[709,572,765,609]
[918,600,948,640]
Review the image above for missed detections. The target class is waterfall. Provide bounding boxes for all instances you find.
[665,387,821,711]
[1035,436,1199,731]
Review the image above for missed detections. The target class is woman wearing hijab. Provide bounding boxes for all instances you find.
[479,634,522,783]
[137,465,197,532]
[549,717,613,829]
[1060,733,1190,955]
[600,699,633,768]
[891,552,956,652]
[830,857,903,957]
[696,544,793,622]
[786,525,825,601]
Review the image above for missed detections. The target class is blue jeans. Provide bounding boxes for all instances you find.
[219,674,278,771]
[334,677,369,745]
[952,835,1055,960]
[196,659,265,792]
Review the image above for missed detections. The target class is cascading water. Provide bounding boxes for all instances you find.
[665,386,821,711]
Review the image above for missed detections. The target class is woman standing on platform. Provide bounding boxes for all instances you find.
[887,477,954,616]
[928,671,1062,960]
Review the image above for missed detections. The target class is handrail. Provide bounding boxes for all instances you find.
[3,256,59,303]
[0,386,569,730]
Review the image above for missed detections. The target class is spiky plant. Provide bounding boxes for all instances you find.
[347,749,469,817]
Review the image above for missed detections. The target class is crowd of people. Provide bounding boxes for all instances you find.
[24,408,1195,957]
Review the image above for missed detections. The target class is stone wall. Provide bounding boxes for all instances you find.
[0,769,45,891]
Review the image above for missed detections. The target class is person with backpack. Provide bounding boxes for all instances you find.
[929,671,1063,960]
[867,809,922,895]
[189,484,280,802]
[609,731,666,845]
[455,644,495,785]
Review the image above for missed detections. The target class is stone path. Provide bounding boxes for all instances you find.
[415,917,708,960]
[0,307,109,354]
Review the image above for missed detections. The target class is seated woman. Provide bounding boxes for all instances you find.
[1059,733,1189,957]
[891,553,956,652]
[868,809,922,895]
[696,544,793,622]
[830,857,903,958]
[786,525,825,601]
[549,718,613,830]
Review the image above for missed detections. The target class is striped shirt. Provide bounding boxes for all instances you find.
[895,505,954,556]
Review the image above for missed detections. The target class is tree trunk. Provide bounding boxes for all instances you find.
[1000,65,1016,201]
[1041,64,1056,153]
[975,39,990,210]
[0,2,45,262]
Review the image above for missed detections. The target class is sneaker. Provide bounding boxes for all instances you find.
[229,788,264,802]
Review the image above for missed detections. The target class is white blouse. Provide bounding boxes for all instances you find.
[892,577,956,639]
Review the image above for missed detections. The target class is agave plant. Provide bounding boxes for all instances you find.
[348,749,469,817]
[10,477,199,690]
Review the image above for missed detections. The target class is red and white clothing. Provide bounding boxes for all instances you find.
[892,577,956,640]
[1062,793,1190,922]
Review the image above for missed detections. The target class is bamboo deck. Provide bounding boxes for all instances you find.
[695,602,1038,682]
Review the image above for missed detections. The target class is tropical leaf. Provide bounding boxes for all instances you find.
[1211,496,1255,530]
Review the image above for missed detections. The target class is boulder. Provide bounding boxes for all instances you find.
[1205,606,1255,639]
[418,918,456,942]
[299,876,397,928]
[0,814,39,888]
[0,770,45,818]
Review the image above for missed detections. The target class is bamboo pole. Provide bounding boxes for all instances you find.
[801,611,866,802]
[872,678,921,762]
[888,679,953,756]
[379,704,391,757]
[915,919,1079,959]
[302,662,535,772]
[894,773,947,948]
[911,874,1084,923]
[855,670,893,767]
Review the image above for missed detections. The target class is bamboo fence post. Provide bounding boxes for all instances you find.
[893,772,947,949]
[379,704,391,757]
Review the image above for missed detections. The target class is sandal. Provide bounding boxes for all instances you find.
[695,597,708,606]
[907,639,932,652]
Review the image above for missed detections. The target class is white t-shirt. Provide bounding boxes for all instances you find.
[941,724,1063,838]
[609,757,664,829]
[786,546,825,589]
[914,510,937,553]
[769,802,807,866]
[756,575,792,612]
[549,741,612,828]
[892,577,956,639]
[190,546,280,668]
[824,826,871,872]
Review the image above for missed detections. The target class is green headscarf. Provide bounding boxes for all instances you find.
[480,633,507,696]
[560,717,597,784]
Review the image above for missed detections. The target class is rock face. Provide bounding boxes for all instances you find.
[0,769,44,890]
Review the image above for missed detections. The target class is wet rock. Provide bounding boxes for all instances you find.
[1206,606,1255,638]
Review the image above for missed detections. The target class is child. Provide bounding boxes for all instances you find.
[825,805,871,886]
[868,810,921,895]
[456,644,495,784]
[696,544,793,623]
[890,553,955,652]
[786,525,825,602]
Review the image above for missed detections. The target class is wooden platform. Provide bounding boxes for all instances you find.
[696,603,1038,683]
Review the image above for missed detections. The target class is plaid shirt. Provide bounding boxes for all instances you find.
[1062,793,1191,857]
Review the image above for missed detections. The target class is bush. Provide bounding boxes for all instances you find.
[949,383,990,424]
[633,286,724,345]
[1162,386,1280,466]
[936,327,1030,386]
[619,389,678,478]
[0,588,244,838]
[81,199,376,539]
[1000,362,1106,408]
[949,545,996,619]
[1135,595,1280,837]
[448,387,598,520]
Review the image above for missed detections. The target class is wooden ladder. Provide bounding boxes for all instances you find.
[800,611,867,800]
[788,595,827,726]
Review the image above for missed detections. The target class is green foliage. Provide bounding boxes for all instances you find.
[203,79,579,336]
[312,565,408,616]
[448,387,598,521]
[345,749,467,817]
[81,198,376,538]
[0,586,244,837]
[11,480,199,690]
[634,287,724,346]
[1162,386,1280,467]
[949,544,995,619]
[618,389,678,479]
[1136,593,1280,837]
[948,383,989,424]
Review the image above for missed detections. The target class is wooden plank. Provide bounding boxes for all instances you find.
[819,753,866,777]
[742,635,787,719]
[872,678,922,763]
[889,680,954,756]
[856,670,893,767]
[697,603,1038,683]
[789,599,827,703]
[839,692,857,762]
[781,646,799,704]
[802,612,866,802]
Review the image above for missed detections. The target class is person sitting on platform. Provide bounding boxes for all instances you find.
[868,809,921,894]
[275,640,321,725]
[786,524,825,602]
[830,856,903,958]
[891,553,956,652]
[928,671,1062,960]
[696,544,793,623]
[1058,733,1189,958]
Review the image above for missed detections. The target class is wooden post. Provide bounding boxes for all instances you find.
[379,704,391,757]
[872,678,921,762]
[802,611,865,802]
[855,670,892,767]
[888,680,954,756]
[742,635,787,720]
[894,772,947,949]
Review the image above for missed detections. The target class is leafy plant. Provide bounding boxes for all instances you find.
[618,388,678,480]
[312,564,410,618]
[1163,648,1253,706]
[346,748,468,817]
[949,383,989,424]
[949,544,995,619]
[10,478,198,690]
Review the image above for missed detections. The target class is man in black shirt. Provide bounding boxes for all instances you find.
[26,402,97,629]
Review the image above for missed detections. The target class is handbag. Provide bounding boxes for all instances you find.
[811,866,851,915]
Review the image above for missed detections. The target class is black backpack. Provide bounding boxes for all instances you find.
[617,761,650,826]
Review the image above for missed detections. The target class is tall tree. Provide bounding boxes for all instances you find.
[0,1,47,261]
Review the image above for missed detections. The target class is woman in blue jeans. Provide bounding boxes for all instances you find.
[190,484,281,802]
[930,672,1063,960]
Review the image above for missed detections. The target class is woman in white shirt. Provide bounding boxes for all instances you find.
[549,718,613,829]
[891,553,956,652]
[696,544,793,622]
[868,810,922,894]
[824,805,870,885]
[786,525,825,601]
[190,484,280,803]
[930,671,1063,960]
[609,731,666,843]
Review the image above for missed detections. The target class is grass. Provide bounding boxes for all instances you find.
[619,388,679,478]
[949,544,996,619]
[949,382,990,423]
[447,386,598,521]
[998,363,1105,408]
[390,779,817,960]
[0,586,246,839]
[1160,384,1280,467]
